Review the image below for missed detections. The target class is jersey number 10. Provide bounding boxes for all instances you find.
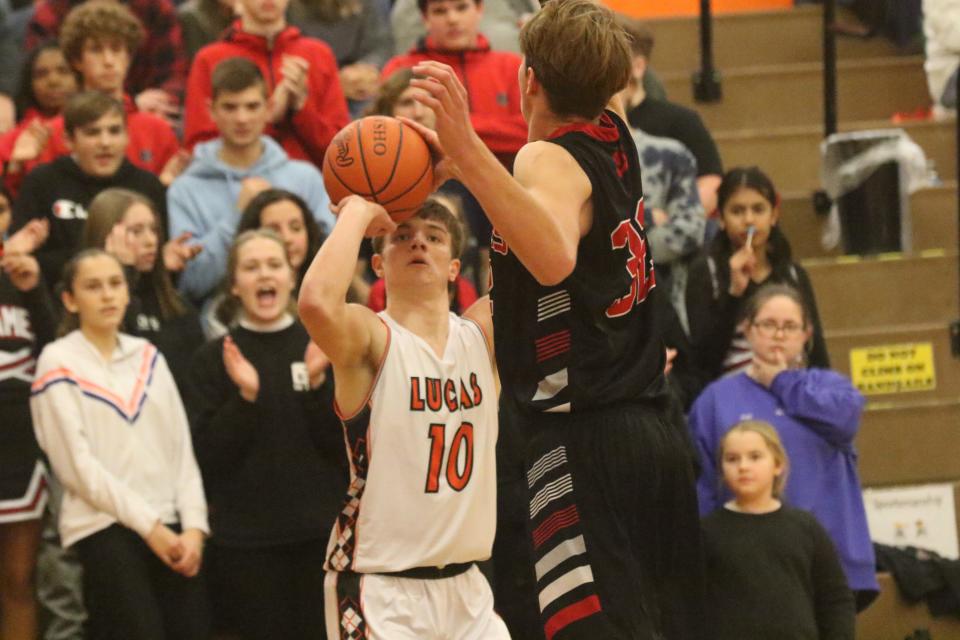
[425,422,475,493]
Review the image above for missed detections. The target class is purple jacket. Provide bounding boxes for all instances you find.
[689,369,879,595]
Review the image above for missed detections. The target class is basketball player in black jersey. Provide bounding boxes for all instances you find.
[405,1,705,638]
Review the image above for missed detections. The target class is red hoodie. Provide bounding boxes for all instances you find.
[382,35,527,163]
[0,96,179,198]
[184,22,350,168]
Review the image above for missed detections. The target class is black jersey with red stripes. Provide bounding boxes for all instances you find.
[489,110,667,414]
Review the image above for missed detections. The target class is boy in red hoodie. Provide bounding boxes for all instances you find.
[183,0,350,169]
[1,1,182,196]
[382,0,527,168]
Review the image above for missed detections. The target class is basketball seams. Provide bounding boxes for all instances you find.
[378,154,434,206]
[355,119,382,204]
[369,118,405,197]
[325,154,374,199]
[322,116,433,219]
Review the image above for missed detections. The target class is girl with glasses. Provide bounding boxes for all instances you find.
[688,283,879,611]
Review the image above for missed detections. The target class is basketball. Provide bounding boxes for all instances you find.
[322,116,435,222]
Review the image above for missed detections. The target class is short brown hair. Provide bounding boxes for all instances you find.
[63,91,125,136]
[367,68,417,117]
[616,14,654,59]
[211,57,267,100]
[371,198,465,258]
[60,0,144,66]
[520,0,632,120]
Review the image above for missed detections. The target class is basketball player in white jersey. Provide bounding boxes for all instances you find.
[298,195,509,640]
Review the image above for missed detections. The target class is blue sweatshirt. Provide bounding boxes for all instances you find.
[168,136,333,304]
[688,369,879,596]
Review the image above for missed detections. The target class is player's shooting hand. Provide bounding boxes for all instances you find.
[396,116,458,188]
[223,336,260,402]
[163,232,202,273]
[332,195,397,238]
[409,61,482,168]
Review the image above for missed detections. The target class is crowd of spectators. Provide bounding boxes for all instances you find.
[0,1,887,639]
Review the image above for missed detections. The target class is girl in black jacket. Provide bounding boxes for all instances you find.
[187,229,345,640]
[685,166,829,384]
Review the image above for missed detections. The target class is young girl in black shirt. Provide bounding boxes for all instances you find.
[702,420,854,640]
[187,229,345,640]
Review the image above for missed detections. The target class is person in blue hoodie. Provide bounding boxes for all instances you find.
[688,283,879,611]
[168,57,332,307]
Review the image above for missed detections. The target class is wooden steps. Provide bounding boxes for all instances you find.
[780,182,957,260]
[642,6,960,527]
[662,56,930,131]
[856,398,960,487]
[715,117,955,192]
[647,6,900,74]
[857,572,960,638]
[803,250,958,331]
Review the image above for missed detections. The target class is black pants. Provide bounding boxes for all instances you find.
[75,524,209,640]
[522,402,706,640]
[206,538,327,640]
[492,398,546,640]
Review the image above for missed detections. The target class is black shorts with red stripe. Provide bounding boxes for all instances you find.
[0,402,49,524]
[521,401,706,640]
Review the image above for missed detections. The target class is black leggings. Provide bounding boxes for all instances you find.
[206,538,328,640]
[75,524,209,640]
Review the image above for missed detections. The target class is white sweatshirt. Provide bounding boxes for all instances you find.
[30,331,208,547]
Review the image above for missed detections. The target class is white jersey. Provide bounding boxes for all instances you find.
[325,312,498,574]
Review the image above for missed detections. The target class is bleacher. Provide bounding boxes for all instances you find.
[646,6,960,637]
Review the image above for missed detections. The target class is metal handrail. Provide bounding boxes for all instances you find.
[823,0,838,136]
[693,0,722,103]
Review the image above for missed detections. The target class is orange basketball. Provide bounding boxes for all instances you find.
[322,116,434,222]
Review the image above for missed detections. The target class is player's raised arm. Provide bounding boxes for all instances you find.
[298,197,394,398]
[408,62,592,286]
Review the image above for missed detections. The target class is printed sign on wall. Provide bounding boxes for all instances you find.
[863,483,959,559]
[849,342,935,395]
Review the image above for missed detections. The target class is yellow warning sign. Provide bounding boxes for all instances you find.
[849,343,936,395]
